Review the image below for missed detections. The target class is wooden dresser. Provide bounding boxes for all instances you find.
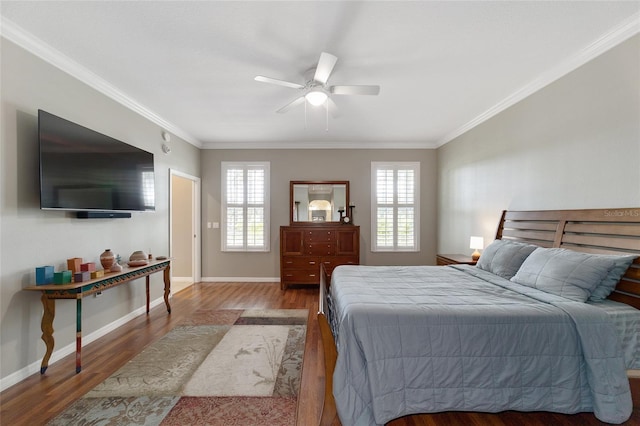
[280,225,359,290]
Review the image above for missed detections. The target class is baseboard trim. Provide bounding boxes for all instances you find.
[0,296,165,392]
[200,277,280,283]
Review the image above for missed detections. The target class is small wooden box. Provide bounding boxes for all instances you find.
[81,262,96,272]
[91,270,104,279]
[35,266,55,285]
[67,258,82,273]
[54,270,72,284]
[74,271,91,282]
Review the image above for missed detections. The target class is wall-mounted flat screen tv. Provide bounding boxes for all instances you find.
[38,110,155,213]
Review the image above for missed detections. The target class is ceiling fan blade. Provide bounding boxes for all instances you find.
[330,85,380,95]
[255,75,304,89]
[313,52,338,85]
[276,96,305,114]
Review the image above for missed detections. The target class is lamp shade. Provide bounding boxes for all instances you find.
[469,236,484,250]
[305,90,328,106]
[470,236,484,261]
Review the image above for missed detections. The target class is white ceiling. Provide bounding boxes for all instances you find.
[1,1,639,149]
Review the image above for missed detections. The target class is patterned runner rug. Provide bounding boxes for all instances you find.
[48,309,308,426]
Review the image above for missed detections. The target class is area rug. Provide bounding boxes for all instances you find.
[47,309,308,426]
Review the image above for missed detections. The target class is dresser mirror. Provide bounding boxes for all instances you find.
[290,180,349,225]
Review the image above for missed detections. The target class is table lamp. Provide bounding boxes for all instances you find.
[470,236,484,261]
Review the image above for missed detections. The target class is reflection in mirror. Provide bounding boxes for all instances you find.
[291,181,349,224]
[309,199,331,221]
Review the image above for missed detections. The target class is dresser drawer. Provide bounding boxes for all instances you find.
[322,256,359,268]
[305,243,335,256]
[281,256,321,269]
[321,256,359,276]
[281,269,320,283]
[305,230,334,242]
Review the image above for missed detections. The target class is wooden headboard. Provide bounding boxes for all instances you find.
[495,208,640,309]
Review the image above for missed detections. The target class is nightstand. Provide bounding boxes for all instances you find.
[436,254,478,266]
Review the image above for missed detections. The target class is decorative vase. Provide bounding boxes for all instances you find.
[100,249,115,271]
[110,262,123,272]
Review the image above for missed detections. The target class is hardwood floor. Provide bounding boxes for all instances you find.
[1,282,638,425]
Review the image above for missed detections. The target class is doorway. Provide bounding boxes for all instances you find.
[169,169,201,293]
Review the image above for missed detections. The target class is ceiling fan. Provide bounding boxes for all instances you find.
[255,52,380,114]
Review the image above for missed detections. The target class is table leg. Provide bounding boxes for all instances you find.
[39,294,55,374]
[146,276,150,314]
[163,263,172,313]
[75,297,82,373]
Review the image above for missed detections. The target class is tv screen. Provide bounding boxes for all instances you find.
[38,110,155,212]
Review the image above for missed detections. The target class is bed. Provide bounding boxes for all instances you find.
[318,208,640,425]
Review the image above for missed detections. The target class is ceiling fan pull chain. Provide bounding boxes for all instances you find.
[304,99,308,130]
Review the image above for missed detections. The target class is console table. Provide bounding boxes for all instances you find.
[24,259,171,374]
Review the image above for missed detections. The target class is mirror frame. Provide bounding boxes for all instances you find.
[290,180,350,225]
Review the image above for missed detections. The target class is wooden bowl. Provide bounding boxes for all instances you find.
[128,250,148,266]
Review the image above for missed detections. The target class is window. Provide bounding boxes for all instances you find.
[222,162,270,251]
[371,162,420,251]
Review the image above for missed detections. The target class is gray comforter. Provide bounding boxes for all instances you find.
[329,265,632,425]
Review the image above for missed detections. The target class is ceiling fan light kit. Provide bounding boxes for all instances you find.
[255,51,380,124]
[305,90,328,106]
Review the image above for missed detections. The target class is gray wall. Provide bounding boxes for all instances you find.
[437,34,640,255]
[200,149,438,279]
[0,39,201,383]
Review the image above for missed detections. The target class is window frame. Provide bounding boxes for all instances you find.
[370,161,420,252]
[221,161,270,252]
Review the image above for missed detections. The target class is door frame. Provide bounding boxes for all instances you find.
[169,169,201,284]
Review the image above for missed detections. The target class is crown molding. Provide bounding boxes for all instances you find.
[0,17,203,148]
[200,139,439,150]
[436,11,640,148]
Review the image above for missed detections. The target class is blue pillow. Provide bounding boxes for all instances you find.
[511,248,635,302]
[476,239,538,279]
[588,254,637,301]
